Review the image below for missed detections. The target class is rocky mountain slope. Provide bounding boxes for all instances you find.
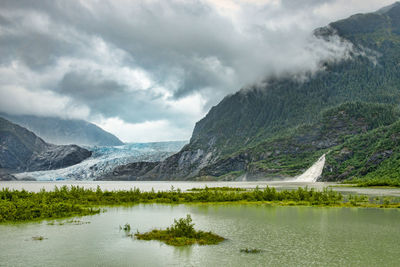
[0,117,92,173]
[1,114,123,146]
[106,3,400,182]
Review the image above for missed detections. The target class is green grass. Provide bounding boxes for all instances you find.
[134,215,224,246]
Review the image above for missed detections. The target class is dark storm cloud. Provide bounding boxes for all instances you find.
[57,70,194,129]
[59,72,126,101]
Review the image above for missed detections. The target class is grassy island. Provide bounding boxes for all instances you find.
[0,185,399,223]
[135,215,224,246]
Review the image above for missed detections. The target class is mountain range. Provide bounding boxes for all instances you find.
[104,2,400,182]
[0,117,92,177]
[0,114,123,146]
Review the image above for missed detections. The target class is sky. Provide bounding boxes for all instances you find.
[0,0,394,142]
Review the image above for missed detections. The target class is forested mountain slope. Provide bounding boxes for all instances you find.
[113,3,400,181]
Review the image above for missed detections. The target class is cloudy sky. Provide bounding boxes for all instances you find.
[0,0,394,142]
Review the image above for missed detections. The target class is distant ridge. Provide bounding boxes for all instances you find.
[1,114,124,146]
[0,117,92,173]
[376,1,400,14]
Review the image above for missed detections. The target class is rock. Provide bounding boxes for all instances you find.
[1,113,123,146]
[0,169,17,181]
[97,161,159,180]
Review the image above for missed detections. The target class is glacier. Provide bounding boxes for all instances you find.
[15,141,187,181]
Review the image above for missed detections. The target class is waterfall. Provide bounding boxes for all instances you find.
[295,154,326,182]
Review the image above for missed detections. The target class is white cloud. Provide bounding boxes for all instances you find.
[96,117,191,143]
[0,85,90,119]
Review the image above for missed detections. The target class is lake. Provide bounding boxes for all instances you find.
[1,204,399,266]
[1,181,400,266]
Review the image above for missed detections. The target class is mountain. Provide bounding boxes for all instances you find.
[0,114,124,146]
[107,3,400,182]
[197,102,399,180]
[0,117,92,173]
[0,169,16,181]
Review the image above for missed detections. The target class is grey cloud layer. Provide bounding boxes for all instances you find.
[0,0,393,140]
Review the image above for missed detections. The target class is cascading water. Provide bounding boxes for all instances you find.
[294,154,326,182]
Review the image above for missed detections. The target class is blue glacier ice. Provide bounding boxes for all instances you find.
[15,141,187,181]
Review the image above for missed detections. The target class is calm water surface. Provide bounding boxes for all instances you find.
[0,204,399,266]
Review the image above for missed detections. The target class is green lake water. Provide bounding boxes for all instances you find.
[1,204,399,266]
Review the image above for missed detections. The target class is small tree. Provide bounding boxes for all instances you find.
[168,214,195,237]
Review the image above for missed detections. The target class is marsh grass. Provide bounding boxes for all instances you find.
[121,223,131,231]
[47,219,90,226]
[134,215,225,246]
[240,248,262,254]
[32,236,46,241]
[1,185,398,223]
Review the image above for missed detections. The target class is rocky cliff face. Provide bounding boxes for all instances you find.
[1,114,123,146]
[0,117,92,172]
[97,161,159,181]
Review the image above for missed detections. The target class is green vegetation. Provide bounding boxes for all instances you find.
[188,187,246,192]
[342,178,400,187]
[47,219,90,226]
[324,120,400,182]
[121,223,131,231]
[1,185,399,223]
[0,187,101,222]
[240,248,262,254]
[134,215,224,246]
[32,236,46,241]
[199,102,400,180]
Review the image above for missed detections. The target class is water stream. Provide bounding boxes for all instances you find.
[295,154,326,182]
